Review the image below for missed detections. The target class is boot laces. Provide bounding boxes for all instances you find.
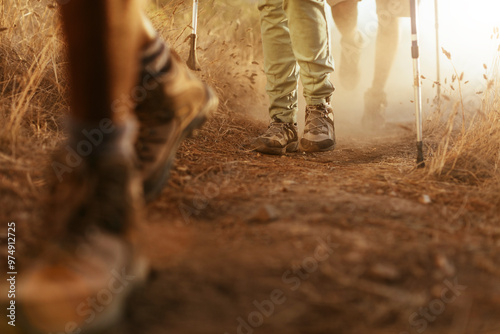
[263,121,293,140]
[305,106,331,135]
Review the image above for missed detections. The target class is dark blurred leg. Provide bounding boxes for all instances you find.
[59,0,154,124]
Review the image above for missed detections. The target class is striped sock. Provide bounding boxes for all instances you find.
[140,36,171,79]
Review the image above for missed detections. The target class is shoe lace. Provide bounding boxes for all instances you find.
[262,121,294,140]
[305,105,331,135]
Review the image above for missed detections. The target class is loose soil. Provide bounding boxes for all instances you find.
[2,111,500,334]
[126,112,500,334]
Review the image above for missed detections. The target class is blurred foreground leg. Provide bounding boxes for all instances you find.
[12,0,219,326]
[16,1,151,332]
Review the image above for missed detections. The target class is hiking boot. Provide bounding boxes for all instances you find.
[135,37,218,201]
[18,230,148,334]
[362,88,387,130]
[16,119,149,333]
[301,103,336,152]
[250,118,299,155]
[49,119,141,236]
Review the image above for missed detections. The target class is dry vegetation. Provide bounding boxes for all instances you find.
[425,48,500,204]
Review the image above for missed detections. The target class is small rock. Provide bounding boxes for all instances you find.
[369,263,401,281]
[249,205,279,223]
[434,254,455,276]
[431,284,443,298]
[419,194,432,204]
[345,251,363,263]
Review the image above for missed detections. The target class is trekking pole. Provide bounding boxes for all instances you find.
[410,0,425,167]
[434,0,441,105]
[187,0,201,71]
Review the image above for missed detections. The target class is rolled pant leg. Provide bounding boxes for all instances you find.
[258,0,299,124]
[284,0,335,105]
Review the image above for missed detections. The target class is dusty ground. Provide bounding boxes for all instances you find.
[1,108,500,334]
[116,112,499,334]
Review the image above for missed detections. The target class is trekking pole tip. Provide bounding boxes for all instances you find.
[187,33,201,71]
[417,141,425,168]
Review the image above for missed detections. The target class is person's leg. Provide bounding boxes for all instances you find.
[60,0,154,126]
[258,0,300,124]
[251,0,300,155]
[285,0,334,106]
[363,0,399,129]
[21,3,151,332]
[53,0,154,237]
[331,0,358,40]
[20,1,217,332]
[60,0,217,201]
[331,0,361,89]
[371,0,399,93]
[285,0,336,152]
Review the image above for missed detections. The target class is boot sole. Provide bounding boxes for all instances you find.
[254,140,299,155]
[300,138,336,153]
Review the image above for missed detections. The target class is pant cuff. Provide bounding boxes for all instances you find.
[305,96,331,106]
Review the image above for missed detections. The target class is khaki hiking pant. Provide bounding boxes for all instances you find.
[258,0,335,124]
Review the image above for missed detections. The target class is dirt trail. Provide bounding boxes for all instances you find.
[1,110,500,334]
[106,113,500,334]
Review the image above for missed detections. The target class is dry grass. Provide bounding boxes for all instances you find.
[0,0,65,156]
[424,48,500,206]
[0,0,67,225]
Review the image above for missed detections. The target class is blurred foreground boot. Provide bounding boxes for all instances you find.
[301,103,336,152]
[362,88,387,130]
[250,118,299,155]
[18,231,148,334]
[135,37,218,201]
[339,34,361,90]
[13,119,149,334]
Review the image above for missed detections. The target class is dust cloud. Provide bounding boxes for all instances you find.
[301,0,498,136]
[245,0,499,136]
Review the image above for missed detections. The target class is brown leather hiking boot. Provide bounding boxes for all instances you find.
[49,119,141,236]
[135,37,218,201]
[362,88,387,131]
[250,118,299,155]
[301,103,336,152]
[13,119,149,334]
[17,230,148,334]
